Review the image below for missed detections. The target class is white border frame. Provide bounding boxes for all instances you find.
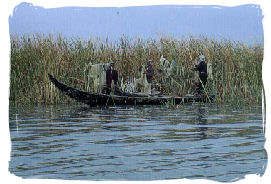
[2,1,270,184]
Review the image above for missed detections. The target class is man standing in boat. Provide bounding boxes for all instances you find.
[194,54,208,95]
[146,60,154,94]
[106,62,118,95]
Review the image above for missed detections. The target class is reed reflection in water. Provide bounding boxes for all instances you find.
[9,104,267,182]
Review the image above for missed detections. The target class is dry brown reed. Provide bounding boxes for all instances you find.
[9,34,263,105]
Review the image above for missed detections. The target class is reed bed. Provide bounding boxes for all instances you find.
[9,34,263,105]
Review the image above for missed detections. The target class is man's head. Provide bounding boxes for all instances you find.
[110,62,115,69]
[199,55,205,62]
[147,60,152,66]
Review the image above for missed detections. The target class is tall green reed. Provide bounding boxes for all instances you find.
[9,34,263,105]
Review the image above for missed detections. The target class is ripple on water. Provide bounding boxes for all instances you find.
[9,104,267,182]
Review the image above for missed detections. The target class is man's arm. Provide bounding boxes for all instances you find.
[114,71,118,84]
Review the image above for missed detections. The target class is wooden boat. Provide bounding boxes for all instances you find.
[48,74,215,106]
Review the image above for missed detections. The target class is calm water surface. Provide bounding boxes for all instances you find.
[9,103,267,182]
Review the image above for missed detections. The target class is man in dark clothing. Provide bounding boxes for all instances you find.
[146,60,154,84]
[106,62,118,95]
[145,60,154,94]
[194,55,208,95]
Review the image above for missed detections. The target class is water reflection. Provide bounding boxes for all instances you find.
[196,105,209,139]
[9,104,267,182]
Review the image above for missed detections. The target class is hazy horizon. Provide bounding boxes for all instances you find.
[9,3,264,45]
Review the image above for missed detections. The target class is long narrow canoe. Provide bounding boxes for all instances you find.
[48,74,215,106]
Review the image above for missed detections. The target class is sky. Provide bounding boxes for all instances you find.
[9,2,263,45]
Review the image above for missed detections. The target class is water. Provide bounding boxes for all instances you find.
[9,103,267,182]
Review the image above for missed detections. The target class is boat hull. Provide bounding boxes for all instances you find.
[48,74,215,106]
